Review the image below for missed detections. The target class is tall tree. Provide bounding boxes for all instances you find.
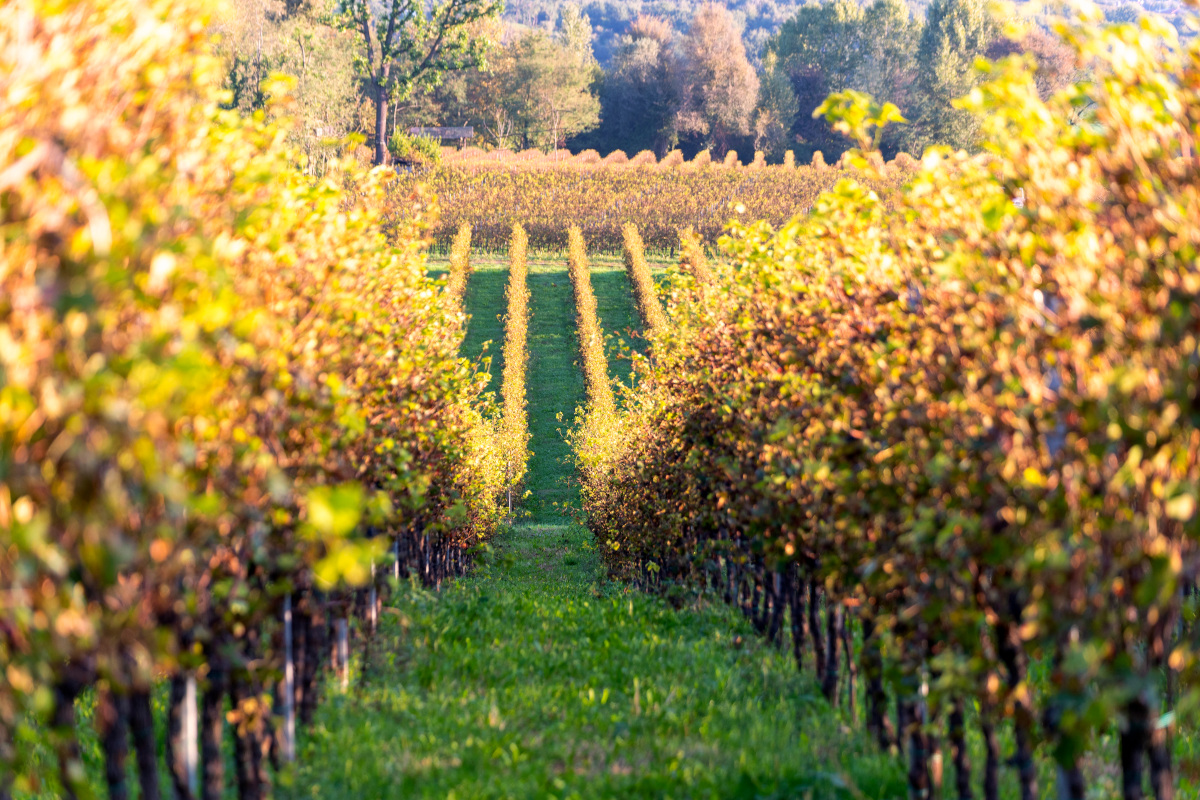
[453,27,600,151]
[985,28,1078,100]
[509,32,601,149]
[909,0,998,152]
[772,0,865,92]
[768,0,919,161]
[215,0,363,174]
[592,15,684,156]
[857,0,920,113]
[556,3,596,65]
[754,50,799,160]
[676,3,759,155]
[340,0,503,165]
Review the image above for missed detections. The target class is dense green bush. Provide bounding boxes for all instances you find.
[388,131,443,166]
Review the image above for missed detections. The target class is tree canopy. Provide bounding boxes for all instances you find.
[340,0,504,164]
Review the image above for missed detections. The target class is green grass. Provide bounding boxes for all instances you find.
[282,523,906,800]
[585,254,642,390]
[524,257,586,518]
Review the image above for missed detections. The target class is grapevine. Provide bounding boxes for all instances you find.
[574,14,1200,799]
[396,154,913,252]
[500,225,531,514]
[621,223,667,339]
[0,2,504,796]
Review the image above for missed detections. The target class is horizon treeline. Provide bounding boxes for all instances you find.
[215,0,1179,169]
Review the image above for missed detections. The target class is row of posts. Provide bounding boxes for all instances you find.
[173,544,395,791]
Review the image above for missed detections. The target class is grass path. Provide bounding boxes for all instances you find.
[524,259,586,517]
[285,523,903,800]
[281,251,904,799]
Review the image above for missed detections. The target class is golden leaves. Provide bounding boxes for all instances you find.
[572,9,1200,766]
[1,2,510,774]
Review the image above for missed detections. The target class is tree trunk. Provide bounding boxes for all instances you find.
[809,580,826,685]
[998,618,1037,800]
[201,654,228,800]
[1120,696,1150,800]
[841,610,857,715]
[949,699,971,800]
[373,80,389,166]
[1148,723,1174,800]
[981,711,1000,800]
[361,599,375,686]
[53,672,88,800]
[821,600,841,704]
[767,571,785,646]
[788,567,807,673]
[749,572,765,633]
[897,698,911,760]
[99,689,131,800]
[293,604,309,727]
[129,689,161,800]
[902,697,929,800]
[230,671,261,800]
[302,597,325,726]
[863,615,894,750]
[1149,614,1175,800]
[0,722,12,800]
[724,557,735,607]
[1057,762,1086,800]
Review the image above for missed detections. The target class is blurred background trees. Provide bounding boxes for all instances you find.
[582,14,682,156]
[674,4,760,156]
[213,0,1178,168]
[214,0,362,173]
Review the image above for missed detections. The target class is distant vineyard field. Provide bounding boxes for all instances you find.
[392,148,915,252]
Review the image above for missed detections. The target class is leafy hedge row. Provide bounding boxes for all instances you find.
[0,1,504,797]
[567,227,615,419]
[566,227,627,503]
[501,226,532,505]
[445,222,474,313]
[677,227,714,286]
[576,15,1200,800]
[621,223,668,338]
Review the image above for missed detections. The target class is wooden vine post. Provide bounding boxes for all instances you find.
[281,596,296,764]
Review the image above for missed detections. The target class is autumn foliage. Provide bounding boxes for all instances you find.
[621,223,668,338]
[500,225,532,500]
[395,152,914,252]
[0,0,503,795]
[577,14,1200,800]
[677,226,714,286]
[445,222,474,313]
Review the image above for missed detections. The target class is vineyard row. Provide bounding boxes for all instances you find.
[574,18,1200,800]
[396,161,913,254]
[0,4,517,798]
[500,225,532,513]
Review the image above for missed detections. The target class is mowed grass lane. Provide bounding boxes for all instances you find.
[285,522,905,800]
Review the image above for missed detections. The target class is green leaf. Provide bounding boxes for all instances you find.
[306,483,365,540]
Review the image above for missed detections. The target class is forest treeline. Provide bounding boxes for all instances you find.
[215,0,1174,170]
